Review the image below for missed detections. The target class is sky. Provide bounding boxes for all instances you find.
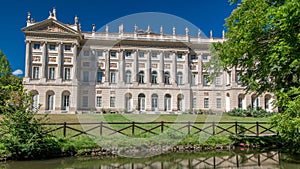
[0,0,237,76]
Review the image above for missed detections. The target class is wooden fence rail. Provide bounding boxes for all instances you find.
[41,121,277,138]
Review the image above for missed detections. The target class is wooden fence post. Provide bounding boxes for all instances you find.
[256,121,259,136]
[132,121,135,136]
[187,121,191,135]
[63,122,67,137]
[212,122,216,135]
[161,121,164,133]
[100,121,103,136]
[235,121,238,135]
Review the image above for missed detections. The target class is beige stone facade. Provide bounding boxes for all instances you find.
[22,10,275,114]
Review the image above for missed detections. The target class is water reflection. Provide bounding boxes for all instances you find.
[1,149,300,169]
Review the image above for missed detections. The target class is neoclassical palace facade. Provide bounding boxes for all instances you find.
[22,9,274,114]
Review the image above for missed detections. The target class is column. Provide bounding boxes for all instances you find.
[72,43,78,81]
[198,53,202,85]
[132,50,138,82]
[105,50,110,82]
[171,52,177,84]
[146,51,151,84]
[159,52,164,84]
[118,50,124,84]
[184,52,189,85]
[24,40,31,78]
[41,42,47,79]
[56,42,63,79]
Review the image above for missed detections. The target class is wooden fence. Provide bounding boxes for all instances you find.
[42,121,277,138]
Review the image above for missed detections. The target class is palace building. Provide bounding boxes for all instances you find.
[22,9,275,114]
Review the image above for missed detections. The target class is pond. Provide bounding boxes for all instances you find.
[1,149,300,169]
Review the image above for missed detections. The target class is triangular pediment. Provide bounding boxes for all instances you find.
[22,18,79,35]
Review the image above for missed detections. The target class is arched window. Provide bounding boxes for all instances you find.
[177,94,184,111]
[125,70,131,84]
[125,93,132,111]
[238,94,245,109]
[62,91,70,111]
[46,90,55,110]
[177,72,183,85]
[251,95,259,109]
[164,72,170,84]
[138,93,146,111]
[31,90,39,111]
[265,94,272,111]
[151,94,158,111]
[138,71,144,84]
[151,71,158,84]
[164,94,171,111]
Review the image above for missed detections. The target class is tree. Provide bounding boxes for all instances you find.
[212,0,300,151]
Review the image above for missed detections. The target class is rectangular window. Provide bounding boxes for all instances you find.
[125,51,131,57]
[97,71,103,83]
[191,74,196,85]
[190,55,197,60]
[237,73,242,84]
[203,75,210,86]
[164,53,170,59]
[96,96,102,107]
[49,44,56,51]
[192,98,197,109]
[204,98,209,108]
[110,97,115,107]
[202,55,208,60]
[84,50,89,56]
[97,51,103,57]
[110,52,116,57]
[83,71,89,82]
[138,52,144,58]
[33,44,40,50]
[64,67,71,80]
[48,67,55,80]
[110,72,116,84]
[215,74,222,86]
[82,96,88,107]
[216,98,222,109]
[151,52,157,58]
[33,67,39,79]
[64,45,71,51]
[177,53,183,59]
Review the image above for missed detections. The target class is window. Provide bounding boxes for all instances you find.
[164,72,170,84]
[110,72,116,84]
[151,71,158,84]
[83,71,89,82]
[33,44,40,50]
[177,72,183,85]
[204,98,209,108]
[125,51,131,57]
[151,94,158,111]
[62,92,70,110]
[125,93,132,111]
[82,96,88,107]
[177,53,182,59]
[237,73,242,84]
[191,74,196,85]
[203,74,210,86]
[164,53,170,59]
[48,67,55,80]
[110,52,116,57]
[84,50,89,56]
[238,95,244,109]
[216,98,222,109]
[251,96,259,109]
[125,70,131,84]
[49,44,56,51]
[64,67,71,80]
[138,94,146,111]
[32,93,39,111]
[110,97,116,107]
[64,45,71,51]
[47,94,55,110]
[215,74,222,85]
[97,71,103,83]
[33,67,39,79]
[190,55,197,60]
[96,96,102,107]
[192,97,196,109]
[151,52,157,58]
[138,52,144,58]
[97,51,103,57]
[227,71,231,85]
[138,71,144,84]
[164,94,171,111]
[202,55,208,60]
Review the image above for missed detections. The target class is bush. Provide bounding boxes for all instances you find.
[227,106,275,117]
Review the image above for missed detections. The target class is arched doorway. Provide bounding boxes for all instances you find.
[125,93,133,111]
[177,94,184,111]
[138,93,145,111]
[151,94,158,111]
[164,94,171,111]
[62,91,70,111]
[46,90,55,110]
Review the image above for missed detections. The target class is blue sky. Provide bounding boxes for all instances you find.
[0,0,237,75]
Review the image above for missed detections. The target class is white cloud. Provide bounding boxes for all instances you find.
[12,69,23,76]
